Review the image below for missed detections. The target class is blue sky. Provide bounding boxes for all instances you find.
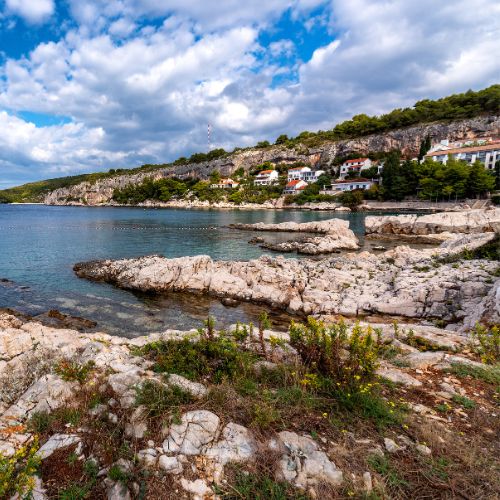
[0,0,499,188]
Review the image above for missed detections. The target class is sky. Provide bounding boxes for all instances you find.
[0,0,499,188]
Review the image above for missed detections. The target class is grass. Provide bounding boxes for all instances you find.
[134,380,194,418]
[28,407,83,434]
[447,362,500,386]
[54,360,95,384]
[138,333,257,383]
[451,394,476,409]
[367,454,408,488]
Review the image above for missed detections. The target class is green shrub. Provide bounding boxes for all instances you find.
[289,318,380,390]
[135,380,194,418]
[0,438,41,498]
[54,360,95,383]
[139,332,256,383]
[447,362,500,385]
[470,324,499,364]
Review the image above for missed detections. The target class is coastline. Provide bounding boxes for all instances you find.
[35,198,477,212]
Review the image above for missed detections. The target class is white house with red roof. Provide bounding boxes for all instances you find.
[287,166,325,183]
[210,178,239,189]
[254,169,279,186]
[283,179,308,194]
[339,158,372,179]
[320,178,374,194]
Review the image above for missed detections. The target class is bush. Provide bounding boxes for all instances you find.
[54,360,95,383]
[138,331,256,384]
[339,190,364,210]
[135,380,194,417]
[0,439,41,498]
[470,324,499,364]
[289,318,380,390]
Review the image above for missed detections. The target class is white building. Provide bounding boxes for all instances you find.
[284,179,308,194]
[320,178,373,194]
[287,166,325,183]
[339,158,372,179]
[210,178,239,189]
[254,169,279,186]
[425,142,500,170]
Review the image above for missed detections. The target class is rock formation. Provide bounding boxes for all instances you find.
[74,231,498,328]
[365,208,500,236]
[229,218,359,254]
[44,115,500,206]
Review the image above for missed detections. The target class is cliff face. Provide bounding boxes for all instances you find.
[44,115,500,205]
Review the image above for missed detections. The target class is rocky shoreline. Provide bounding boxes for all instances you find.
[1,208,499,498]
[74,210,499,331]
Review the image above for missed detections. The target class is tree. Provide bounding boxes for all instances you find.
[316,173,332,188]
[339,190,364,211]
[381,151,407,200]
[275,134,289,145]
[209,170,221,184]
[256,140,270,148]
[466,161,495,197]
[418,135,432,161]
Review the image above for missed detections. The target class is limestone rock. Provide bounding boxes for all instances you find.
[205,422,254,465]
[274,431,343,488]
[376,367,422,387]
[38,434,81,460]
[163,410,220,455]
[167,374,208,398]
[158,454,183,474]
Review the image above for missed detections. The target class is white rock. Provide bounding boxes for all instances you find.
[376,367,422,387]
[167,374,208,398]
[158,455,183,474]
[416,444,432,456]
[163,410,220,455]
[38,434,81,459]
[275,431,343,488]
[205,422,254,464]
[384,438,403,453]
[180,478,212,500]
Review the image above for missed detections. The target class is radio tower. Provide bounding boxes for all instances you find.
[207,123,211,152]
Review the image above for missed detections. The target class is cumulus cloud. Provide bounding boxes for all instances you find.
[0,0,499,186]
[5,0,54,24]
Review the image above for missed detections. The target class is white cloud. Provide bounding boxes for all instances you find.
[0,0,499,186]
[5,0,54,24]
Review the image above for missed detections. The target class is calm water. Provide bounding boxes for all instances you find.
[0,205,405,335]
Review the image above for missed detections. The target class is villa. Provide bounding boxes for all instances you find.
[425,141,500,170]
[339,158,372,179]
[254,169,279,186]
[320,178,374,194]
[284,179,308,194]
[287,166,325,183]
[210,178,239,189]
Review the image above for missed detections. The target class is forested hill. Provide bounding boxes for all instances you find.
[1,85,499,203]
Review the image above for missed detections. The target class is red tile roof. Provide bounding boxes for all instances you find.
[286,179,306,187]
[258,169,274,174]
[344,158,369,164]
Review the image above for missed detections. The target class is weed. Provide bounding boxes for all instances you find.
[28,410,53,433]
[258,311,271,358]
[139,333,256,383]
[451,394,476,409]
[469,323,499,364]
[435,402,452,413]
[367,454,408,487]
[108,464,129,482]
[135,380,194,418]
[54,360,95,383]
[289,318,379,390]
[0,438,41,498]
[447,362,500,385]
[58,484,88,500]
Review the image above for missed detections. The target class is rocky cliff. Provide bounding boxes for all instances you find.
[44,115,500,206]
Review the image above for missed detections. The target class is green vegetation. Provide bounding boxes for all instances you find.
[0,438,41,498]
[54,359,95,384]
[135,380,194,418]
[2,85,498,203]
[447,362,500,386]
[284,84,500,147]
[380,151,495,201]
[469,324,499,364]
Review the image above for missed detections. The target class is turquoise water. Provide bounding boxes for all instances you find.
[0,204,390,335]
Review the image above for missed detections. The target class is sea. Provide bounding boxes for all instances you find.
[0,204,419,336]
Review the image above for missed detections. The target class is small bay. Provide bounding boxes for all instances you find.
[0,204,418,335]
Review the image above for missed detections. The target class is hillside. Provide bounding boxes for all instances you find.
[1,85,499,204]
